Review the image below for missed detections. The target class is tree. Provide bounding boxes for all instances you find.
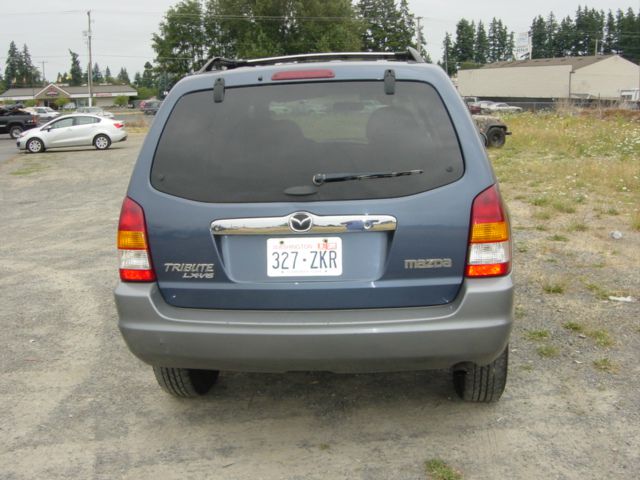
[105,66,115,83]
[474,21,489,64]
[133,72,142,87]
[4,41,20,87]
[530,16,547,59]
[487,18,512,62]
[92,62,104,83]
[141,62,155,89]
[17,44,40,86]
[453,19,475,64]
[440,32,456,76]
[117,67,131,85]
[602,11,617,54]
[152,0,207,78]
[113,95,129,107]
[68,50,83,86]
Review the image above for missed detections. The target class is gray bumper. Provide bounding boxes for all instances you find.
[115,276,514,373]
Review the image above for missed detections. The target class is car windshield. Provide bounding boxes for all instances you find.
[151,81,464,203]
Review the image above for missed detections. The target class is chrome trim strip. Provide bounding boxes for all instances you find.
[211,213,397,235]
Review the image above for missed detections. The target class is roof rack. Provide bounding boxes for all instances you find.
[198,47,424,73]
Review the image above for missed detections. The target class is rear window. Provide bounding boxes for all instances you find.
[151,80,463,202]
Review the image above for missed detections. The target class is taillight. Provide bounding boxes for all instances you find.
[272,69,335,81]
[466,185,511,278]
[113,122,124,129]
[117,197,156,282]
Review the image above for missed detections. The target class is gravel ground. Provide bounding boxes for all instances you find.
[0,134,638,479]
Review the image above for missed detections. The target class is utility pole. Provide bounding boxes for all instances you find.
[87,10,93,107]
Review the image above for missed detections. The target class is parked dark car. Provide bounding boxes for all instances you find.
[142,100,162,115]
[115,49,514,402]
[0,106,38,139]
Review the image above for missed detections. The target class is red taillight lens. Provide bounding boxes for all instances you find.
[466,185,511,278]
[117,197,156,282]
[113,122,124,129]
[271,69,335,81]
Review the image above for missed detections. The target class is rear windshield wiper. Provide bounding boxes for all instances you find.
[312,169,423,186]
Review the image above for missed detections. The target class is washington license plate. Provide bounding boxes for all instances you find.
[267,237,342,277]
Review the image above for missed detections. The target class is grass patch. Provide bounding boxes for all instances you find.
[524,329,550,341]
[567,221,588,232]
[593,358,618,373]
[551,200,577,214]
[584,282,611,301]
[533,210,552,220]
[535,225,548,231]
[530,196,550,207]
[11,163,47,176]
[536,345,560,358]
[587,329,614,348]
[605,207,619,216]
[520,364,534,372]
[548,234,569,242]
[542,281,566,294]
[318,443,330,451]
[425,459,462,480]
[563,321,585,333]
[631,211,640,231]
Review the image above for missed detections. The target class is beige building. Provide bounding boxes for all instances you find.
[457,55,640,101]
[0,83,138,107]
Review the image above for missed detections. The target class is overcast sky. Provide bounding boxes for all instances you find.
[1,0,636,84]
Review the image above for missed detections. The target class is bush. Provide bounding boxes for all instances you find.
[54,97,70,110]
[113,95,129,107]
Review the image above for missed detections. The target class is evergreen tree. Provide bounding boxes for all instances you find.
[5,41,20,87]
[17,44,40,86]
[68,50,83,86]
[453,19,475,63]
[545,13,558,57]
[117,67,131,85]
[602,11,617,54]
[133,72,142,87]
[92,62,104,83]
[617,7,640,63]
[441,32,456,76]
[141,62,155,89]
[474,21,489,64]
[530,16,547,59]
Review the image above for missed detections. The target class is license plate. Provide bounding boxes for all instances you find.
[267,237,342,277]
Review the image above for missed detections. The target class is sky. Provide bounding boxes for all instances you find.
[1,0,636,84]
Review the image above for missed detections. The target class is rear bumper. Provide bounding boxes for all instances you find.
[115,275,514,373]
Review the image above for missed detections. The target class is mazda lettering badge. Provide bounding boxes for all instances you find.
[288,212,313,232]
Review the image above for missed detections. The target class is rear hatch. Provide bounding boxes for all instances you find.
[144,72,474,310]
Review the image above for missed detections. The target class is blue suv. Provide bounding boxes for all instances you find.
[115,49,513,401]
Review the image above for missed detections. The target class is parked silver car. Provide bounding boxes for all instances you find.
[17,114,127,153]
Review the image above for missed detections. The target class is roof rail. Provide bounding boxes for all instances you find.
[198,47,424,73]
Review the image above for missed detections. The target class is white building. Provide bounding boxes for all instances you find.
[457,55,640,101]
[0,83,138,107]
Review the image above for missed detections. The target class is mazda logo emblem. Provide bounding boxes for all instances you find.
[288,212,312,232]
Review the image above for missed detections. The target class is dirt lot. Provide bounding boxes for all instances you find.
[0,126,638,479]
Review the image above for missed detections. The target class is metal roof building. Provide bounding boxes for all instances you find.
[457,55,640,101]
[0,83,138,107]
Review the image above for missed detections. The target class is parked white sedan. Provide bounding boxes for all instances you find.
[16,114,127,153]
[486,102,523,113]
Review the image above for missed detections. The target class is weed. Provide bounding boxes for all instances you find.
[587,329,614,348]
[631,211,640,231]
[535,225,548,232]
[551,200,576,214]
[584,283,610,301]
[515,305,526,319]
[425,459,462,480]
[520,364,534,372]
[537,345,560,358]
[530,196,550,207]
[318,443,330,451]
[525,329,550,341]
[548,234,569,242]
[563,321,585,333]
[516,243,529,253]
[567,222,588,232]
[542,281,565,294]
[593,358,618,373]
[606,207,620,216]
[533,210,552,220]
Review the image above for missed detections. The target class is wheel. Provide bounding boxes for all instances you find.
[9,125,23,139]
[486,127,506,148]
[452,347,508,402]
[152,366,219,397]
[26,138,44,154]
[93,134,111,150]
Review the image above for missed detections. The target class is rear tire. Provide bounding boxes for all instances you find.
[93,134,111,150]
[487,127,506,148]
[453,347,508,402]
[153,366,219,397]
[26,138,44,154]
[9,125,24,139]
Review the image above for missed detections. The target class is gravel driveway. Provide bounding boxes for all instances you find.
[0,134,638,479]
